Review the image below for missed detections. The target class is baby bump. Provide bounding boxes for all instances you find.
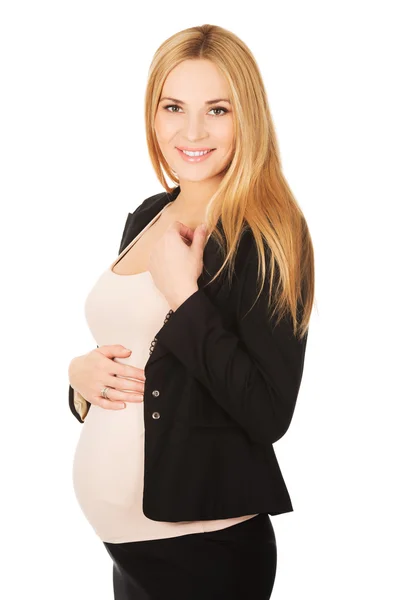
[72,402,145,512]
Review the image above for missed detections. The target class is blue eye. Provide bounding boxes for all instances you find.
[163,104,228,116]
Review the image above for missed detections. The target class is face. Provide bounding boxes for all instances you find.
[154,59,235,184]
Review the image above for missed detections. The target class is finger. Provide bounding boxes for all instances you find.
[176,221,194,237]
[110,361,146,382]
[167,220,192,238]
[171,222,194,245]
[93,396,128,410]
[95,386,144,406]
[108,374,145,394]
[181,228,194,242]
[179,234,192,246]
[96,344,132,359]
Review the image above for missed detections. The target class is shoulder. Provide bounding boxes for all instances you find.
[129,189,171,217]
[118,189,174,253]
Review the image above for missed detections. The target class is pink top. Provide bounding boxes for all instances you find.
[72,201,258,543]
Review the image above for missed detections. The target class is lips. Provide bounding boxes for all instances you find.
[176,147,216,163]
[177,147,215,152]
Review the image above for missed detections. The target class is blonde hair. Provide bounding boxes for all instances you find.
[144,24,315,340]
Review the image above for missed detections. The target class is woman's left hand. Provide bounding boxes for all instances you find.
[148,221,209,311]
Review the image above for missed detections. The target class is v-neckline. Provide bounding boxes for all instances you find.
[109,201,173,277]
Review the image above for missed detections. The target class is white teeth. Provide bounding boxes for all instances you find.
[182,149,212,157]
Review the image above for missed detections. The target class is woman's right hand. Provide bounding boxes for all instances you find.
[68,345,146,411]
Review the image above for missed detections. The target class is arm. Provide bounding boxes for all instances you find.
[155,240,309,446]
[68,207,135,423]
[67,195,162,423]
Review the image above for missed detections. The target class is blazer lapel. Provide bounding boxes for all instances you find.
[119,187,180,254]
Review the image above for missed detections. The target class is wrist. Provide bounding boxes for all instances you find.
[168,285,199,311]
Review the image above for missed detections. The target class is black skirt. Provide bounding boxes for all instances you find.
[103,512,277,600]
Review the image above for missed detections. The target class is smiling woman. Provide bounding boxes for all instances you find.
[68,22,314,600]
[153,59,235,201]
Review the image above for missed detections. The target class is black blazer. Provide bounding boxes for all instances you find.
[69,185,309,521]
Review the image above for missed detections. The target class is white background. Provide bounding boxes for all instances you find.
[1,1,399,598]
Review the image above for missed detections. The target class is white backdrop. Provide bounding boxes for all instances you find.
[1,1,398,598]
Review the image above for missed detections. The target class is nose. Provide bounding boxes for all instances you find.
[183,113,207,141]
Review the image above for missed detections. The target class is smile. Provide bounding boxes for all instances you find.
[176,148,216,163]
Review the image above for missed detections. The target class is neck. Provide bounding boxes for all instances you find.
[172,177,223,215]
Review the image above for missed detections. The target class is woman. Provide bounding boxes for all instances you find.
[68,24,314,600]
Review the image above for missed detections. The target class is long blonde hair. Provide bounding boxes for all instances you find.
[144,24,315,340]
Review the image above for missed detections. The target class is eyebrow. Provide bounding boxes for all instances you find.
[159,96,231,105]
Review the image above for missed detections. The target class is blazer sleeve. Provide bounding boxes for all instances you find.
[155,238,309,446]
[69,385,90,423]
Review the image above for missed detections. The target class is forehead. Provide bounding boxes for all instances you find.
[161,59,231,101]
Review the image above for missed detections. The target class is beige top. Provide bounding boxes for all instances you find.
[72,201,258,543]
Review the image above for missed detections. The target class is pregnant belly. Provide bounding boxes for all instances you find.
[72,403,145,526]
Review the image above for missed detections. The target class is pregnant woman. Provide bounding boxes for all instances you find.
[68,24,314,600]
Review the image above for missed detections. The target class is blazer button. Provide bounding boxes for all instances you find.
[152,411,160,419]
[149,338,157,356]
[152,390,160,397]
